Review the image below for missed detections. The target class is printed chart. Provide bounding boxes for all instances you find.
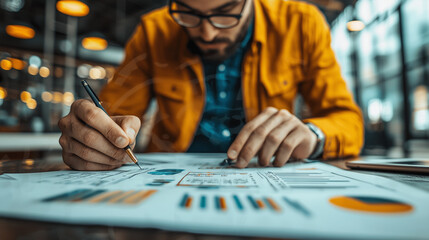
[0,153,428,240]
[177,172,258,188]
[43,189,157,205]
[329,196,413,214]
[178,193,283,212]
[265,168,358,189]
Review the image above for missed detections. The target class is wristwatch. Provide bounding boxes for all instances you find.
[306,123,325,159]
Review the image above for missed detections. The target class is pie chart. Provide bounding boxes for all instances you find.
[329,196,413,214]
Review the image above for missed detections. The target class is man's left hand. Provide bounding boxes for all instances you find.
[227,107,318,168]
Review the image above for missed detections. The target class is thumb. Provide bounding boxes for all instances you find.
[111,115,141,145]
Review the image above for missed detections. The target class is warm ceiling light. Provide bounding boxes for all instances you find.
[347,20,365,32]
[20,91,32,103]
[89,66,106,79]
[39,66,50,78]
[82,37,108,51]
[26,98,37,109]
[63,92,75,106]
[53,92,63,103]
[6,25,35,39]
[0,87,7,99]
[10,58,26,70]
[42,91,53,102]
[24,159,34,166]
[56,0,89,17]
[0,59,12,70]
[28,65,39,75]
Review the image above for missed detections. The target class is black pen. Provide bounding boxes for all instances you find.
[220,158,234,166]
[81,79,142,170]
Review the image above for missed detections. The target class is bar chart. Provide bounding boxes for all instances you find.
[179,193,287,213]
[266,169,358,189]
[177,172,258,188]
[43,189,157,205]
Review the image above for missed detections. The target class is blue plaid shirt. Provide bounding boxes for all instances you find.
[188,20,254,153]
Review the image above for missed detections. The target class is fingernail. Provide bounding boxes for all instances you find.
[229,150,237,159]
[236,157,245,168]
[116,136,127,146]
[126,128,136,140]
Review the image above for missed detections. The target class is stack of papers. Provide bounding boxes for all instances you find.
[0,153,428,239]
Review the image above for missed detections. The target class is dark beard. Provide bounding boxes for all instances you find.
[187,9,253,62]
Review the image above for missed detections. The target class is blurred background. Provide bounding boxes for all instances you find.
[0,0,428,161]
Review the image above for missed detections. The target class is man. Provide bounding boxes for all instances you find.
[58,0,364,170]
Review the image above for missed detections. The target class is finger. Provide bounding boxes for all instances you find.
[258,116,297,166]
[72,99,130,148]
[236,110,292,168]
[66,136,126,166]
[291,134,318,160]
[69,114,128,161]
[272,129,302,167]
[227,107,279,160]
[112,115,141,145]
[63,153,120,171]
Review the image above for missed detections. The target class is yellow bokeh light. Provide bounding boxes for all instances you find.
[39,66,50,78]
[20,91,32,103]
[6,25,35,39]
[347,20,365,32]
[10,58,26,70]
[89,66,106,79]
[42,91,53,102]
[24,159,34,166]
[26,99,37,109]
[53,92,63,103]
[56,0,89,17]
[0,87,7,99]
[28,65,39,75]
[82,37,108,51]
[63,92,75,106]
[1,59,12,71]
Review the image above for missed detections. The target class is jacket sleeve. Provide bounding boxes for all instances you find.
[99,21,153,119]
[299,6,364,159]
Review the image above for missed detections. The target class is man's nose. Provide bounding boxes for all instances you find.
[199,19,219,42]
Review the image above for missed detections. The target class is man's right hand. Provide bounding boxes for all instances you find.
[58,99,141,171]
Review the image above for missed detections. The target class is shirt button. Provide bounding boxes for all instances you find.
[218,64,225,72]
[219,91,227,99]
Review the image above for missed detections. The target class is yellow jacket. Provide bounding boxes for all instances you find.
[99,0,364,159]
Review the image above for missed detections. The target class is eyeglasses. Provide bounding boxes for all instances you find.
[169,0,247,29]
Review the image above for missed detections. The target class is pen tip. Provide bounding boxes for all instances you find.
[137,162,143,170]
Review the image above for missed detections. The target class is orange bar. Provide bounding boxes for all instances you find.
[123,190,157,205]
[256,199,265,209]
[185,196,193,208]
[219,197,227,211]
[108,190,135,204]
[266,198,281,212]
[122,191,146,204]
[88,191,122,203]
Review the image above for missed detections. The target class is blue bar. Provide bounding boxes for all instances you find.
[233,195,244,210]
[263,198,274,210]
[215,196,221,210]
[180,194,189,208]
[43,189,90,202]
[247,195,259,209]
[75,189,107,201]
[200,195,207,209]
[283,196,311,216]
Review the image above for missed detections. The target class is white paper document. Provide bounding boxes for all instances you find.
[0,153,428,240]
